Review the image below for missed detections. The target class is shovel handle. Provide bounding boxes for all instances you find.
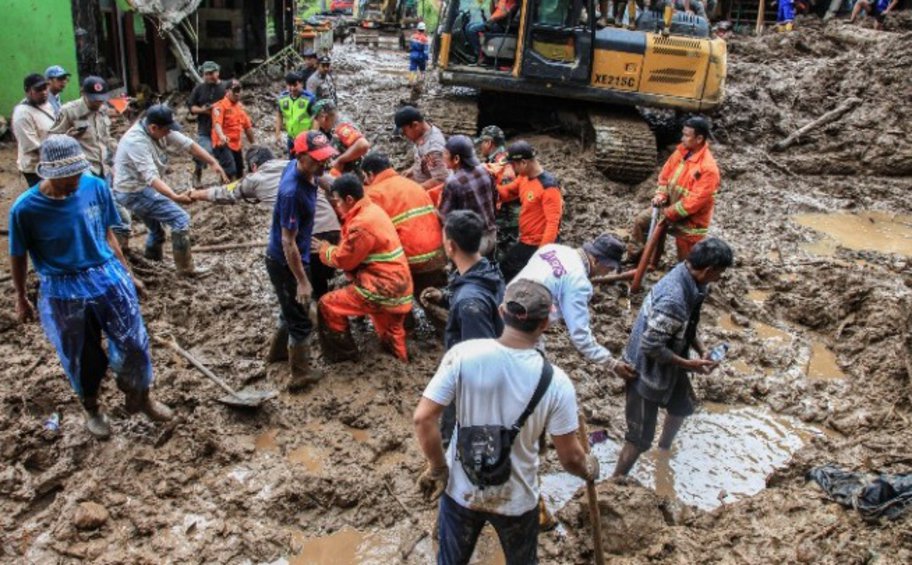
[577,413,606,565]
[152,335,242,399]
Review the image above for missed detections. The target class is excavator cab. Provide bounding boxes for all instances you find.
[435,0,727,184]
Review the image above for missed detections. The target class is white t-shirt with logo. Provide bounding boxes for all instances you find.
[423,339,579,516]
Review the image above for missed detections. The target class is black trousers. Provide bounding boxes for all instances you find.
[308,230,340,301]
[499,242,539,284]
[265,256,314,345]
[213,146,244,179]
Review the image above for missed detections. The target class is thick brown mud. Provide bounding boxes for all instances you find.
[1,15,911,564]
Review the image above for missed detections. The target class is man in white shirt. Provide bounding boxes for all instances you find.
[414,280,597,564]
[11,74,56,187]
[112,104,227,276]
[511,233,637,380]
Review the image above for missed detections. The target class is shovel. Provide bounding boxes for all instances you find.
[577,413,606,565]
[153,335,277,408]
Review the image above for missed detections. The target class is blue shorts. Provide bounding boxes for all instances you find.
[409,57,427,72]
[778,0,794,23]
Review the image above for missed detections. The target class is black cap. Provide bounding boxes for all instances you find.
[394,106,424,128]
[684,116,713,141]
[144,104,182,132]
[318,55,331,65]
[583,233,625,273]
[506,141,536,162]
[285,71,303,85]
[24,73,47,91]
[444,135,480,168]
[82,76,110,101]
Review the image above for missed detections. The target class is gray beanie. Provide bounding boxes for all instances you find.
[36,135,91,180]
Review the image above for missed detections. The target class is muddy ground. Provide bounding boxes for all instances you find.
[1,16,911,564]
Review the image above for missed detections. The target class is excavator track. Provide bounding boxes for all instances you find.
[590,112,657,185]
[420,88,479,137]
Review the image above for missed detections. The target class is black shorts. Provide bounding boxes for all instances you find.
[624,375,696,452]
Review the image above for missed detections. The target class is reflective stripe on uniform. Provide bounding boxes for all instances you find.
[391,204,436,226]
[674,201,689,218]
[407,248,443,264]
[354,285,413,306]
[363,247,405,263]
[324,245,336,265]
[678,226,708,235]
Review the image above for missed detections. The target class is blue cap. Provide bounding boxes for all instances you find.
[45,65,70,79]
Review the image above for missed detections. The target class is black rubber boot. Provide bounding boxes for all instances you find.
[266,326,289,363]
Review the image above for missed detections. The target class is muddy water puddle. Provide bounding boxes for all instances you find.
[285,526,403,565]
[541,403,821,511]
[807,341,846,380]
[794,211,912,257]
[719,314,792,343]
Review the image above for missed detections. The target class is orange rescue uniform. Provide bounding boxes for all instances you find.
[211,96,252,151]
[365,169,446,273]
[497,171,563,246]
[326,122,365,178]
[317,197,414,361]
[491,0,519,20]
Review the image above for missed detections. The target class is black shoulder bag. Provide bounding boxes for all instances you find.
[455,355,554,488]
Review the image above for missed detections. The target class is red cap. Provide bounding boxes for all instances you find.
[292,131,338,161]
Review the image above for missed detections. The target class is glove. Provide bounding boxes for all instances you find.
[417,464,449,501]
[584,454,600,483]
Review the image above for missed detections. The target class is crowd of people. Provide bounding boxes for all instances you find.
[10,43,735,561]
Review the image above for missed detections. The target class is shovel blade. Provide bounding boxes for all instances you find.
[216,388,278,408]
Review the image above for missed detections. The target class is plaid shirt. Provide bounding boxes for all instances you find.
[439,164,497,231]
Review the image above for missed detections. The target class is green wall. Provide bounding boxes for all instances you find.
[0,0,80,118]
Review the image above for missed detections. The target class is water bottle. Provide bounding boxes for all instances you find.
[709,343,729,362]
[43,413,60,433]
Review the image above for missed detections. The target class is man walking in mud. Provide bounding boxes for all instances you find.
[394,106,449,190]
[9,136,171,439]
[628,116,720,265]
[414,280,597,563]
[613,238,733,478]
[265,132,338,389]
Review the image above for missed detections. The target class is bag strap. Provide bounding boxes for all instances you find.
[510,352,553,437]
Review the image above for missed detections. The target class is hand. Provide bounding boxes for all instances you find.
[584,454,600,482]
[16,296,35,324]
[295,280,313,306]
[218,135,229,146]
[684,358,718,375]
[213,164,229,183]
[417,464,449,501]
[311,237,326,254]
[132,276,147,299]
[173,192,193,205]
[188,189,206,201]
[420,287,443,307]
[610,360,637,382]
[651,193,668,207]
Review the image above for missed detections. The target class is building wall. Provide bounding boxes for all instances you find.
[0,0,81,118]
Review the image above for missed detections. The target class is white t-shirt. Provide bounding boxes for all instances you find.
[423,339,579,516]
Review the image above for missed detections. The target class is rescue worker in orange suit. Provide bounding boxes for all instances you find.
[361,152,447,301]
[628,117,721,264]
[496,141,564,283]
[309,99,371,178]
[314,174,414,362]
[467,0,520,63]
[211,79,254,180]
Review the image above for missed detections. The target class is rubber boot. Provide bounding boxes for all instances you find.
[539,497,557,531]
[172,231,199,277]
[139,389,173,422]
[317,309,360,363]
[82,395,111,439]
[287,342,321,391]
[266,326,289,363]
[144,241,164,261]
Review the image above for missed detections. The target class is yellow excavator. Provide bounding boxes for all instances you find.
[431,0,727,183]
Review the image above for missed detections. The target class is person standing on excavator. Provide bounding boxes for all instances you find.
[627,116,720,265]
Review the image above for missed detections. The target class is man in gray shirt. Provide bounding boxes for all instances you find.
[189,145,341,300]
[112,104,227,276]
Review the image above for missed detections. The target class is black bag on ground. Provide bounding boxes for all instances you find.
[455,355,553,488]
[808,464,912,521]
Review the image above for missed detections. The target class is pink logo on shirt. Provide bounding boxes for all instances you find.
[538,250,566,277]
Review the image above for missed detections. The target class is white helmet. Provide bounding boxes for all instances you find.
[417,22,426,31]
